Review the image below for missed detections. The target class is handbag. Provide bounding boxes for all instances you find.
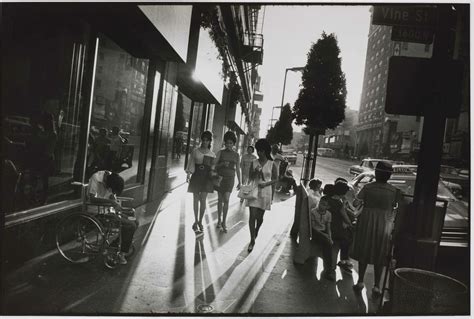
[238,183,258,200]
[212,175,223,189]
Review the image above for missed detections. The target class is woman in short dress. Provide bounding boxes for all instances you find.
[241,145,257,185]
[186,130,216,233]
[215,131,241,233]
[351,161,401,297]
[246,138,279,252]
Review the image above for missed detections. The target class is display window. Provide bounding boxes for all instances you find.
[2,16,90,214]
[87,34,149,186]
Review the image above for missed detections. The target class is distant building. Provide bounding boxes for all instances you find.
[320,109,359,158]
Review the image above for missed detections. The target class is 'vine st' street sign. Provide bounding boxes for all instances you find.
[372,6,437,28]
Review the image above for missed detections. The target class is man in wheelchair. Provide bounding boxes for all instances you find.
[88,170,138,265]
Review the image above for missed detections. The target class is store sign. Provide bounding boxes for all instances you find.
[372,6,437,28]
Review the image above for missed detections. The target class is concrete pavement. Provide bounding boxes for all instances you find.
[2,181,380,314]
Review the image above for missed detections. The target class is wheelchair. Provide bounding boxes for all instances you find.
[55,184,136,269]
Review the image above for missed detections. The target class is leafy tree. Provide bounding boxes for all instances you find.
[266,103,293,145]
[293,32,347,181]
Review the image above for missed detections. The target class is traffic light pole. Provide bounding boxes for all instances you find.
[410,5,455,270]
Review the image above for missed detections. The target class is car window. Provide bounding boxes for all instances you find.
[358,175,374,186]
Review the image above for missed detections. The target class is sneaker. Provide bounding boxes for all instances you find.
[118,253,127,265]
[353,282,365,291]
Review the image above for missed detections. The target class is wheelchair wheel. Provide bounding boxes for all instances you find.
[56,214,104,263]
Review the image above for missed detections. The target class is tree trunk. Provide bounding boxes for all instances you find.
[310,134,319,179]
[302,134,314,186]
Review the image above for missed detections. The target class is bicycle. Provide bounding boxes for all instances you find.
[55,182,136,269]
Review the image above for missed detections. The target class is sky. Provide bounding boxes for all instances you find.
[259,5,371,137]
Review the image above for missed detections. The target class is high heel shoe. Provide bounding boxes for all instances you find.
[221,225,227,233]
[247,242,254,252]
[198,222,204,232]
[192,222,199,232]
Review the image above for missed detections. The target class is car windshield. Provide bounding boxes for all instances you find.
[388,178,457,201]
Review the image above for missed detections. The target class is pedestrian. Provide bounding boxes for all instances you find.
[351,161,401,296]
[271,144,285,197]
[323,183,335,197]
[279,168,298,193]
[329,182,354,275]
[186,130,216,234]
[240,145,257,185]
[308,178,323,211]
[215,131,241,233]
[309,196,333,280]
[246,138,279,252]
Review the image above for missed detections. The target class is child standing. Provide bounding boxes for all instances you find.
[310,196,334,281]
[308,178,323,211]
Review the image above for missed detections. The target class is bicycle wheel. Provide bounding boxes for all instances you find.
[56,214,105,263]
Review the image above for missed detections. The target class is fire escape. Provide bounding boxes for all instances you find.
[241,5,264,65]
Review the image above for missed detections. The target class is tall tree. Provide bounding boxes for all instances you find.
[293,32,347,182]
[266,103,294,145]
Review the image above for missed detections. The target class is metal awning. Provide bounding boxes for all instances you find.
[177,64,221,105]
[227,120,246,135]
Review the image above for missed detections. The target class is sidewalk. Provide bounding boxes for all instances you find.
[2,182,380,314]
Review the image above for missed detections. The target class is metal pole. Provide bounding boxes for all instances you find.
[280,68,289,107]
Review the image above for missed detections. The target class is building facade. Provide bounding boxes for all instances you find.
[320,109,359,158]
[356,6,469,166]
[2,3,264,268]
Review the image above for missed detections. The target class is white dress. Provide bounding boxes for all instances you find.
[247,159,274,211]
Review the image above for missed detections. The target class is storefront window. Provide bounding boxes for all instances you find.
[87,34,149,186]
[2,14,89,214]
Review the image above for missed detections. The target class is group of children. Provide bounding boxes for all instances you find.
[307,177,356,281]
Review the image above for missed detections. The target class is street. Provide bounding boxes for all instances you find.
[3,157,379,314]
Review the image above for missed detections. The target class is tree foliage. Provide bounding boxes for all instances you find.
[266,103,294,145]
[293,32,347,132]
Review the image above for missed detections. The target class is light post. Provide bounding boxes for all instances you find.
[270,66,304,128]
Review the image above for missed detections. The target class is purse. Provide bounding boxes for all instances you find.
[212,175,223,189]
[238,183,258,200]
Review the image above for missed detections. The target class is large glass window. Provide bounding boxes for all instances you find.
[87,34,149,186]
[2,12,89,214]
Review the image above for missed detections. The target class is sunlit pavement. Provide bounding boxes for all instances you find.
[3,181,379,314]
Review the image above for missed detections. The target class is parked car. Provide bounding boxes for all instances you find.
[439,165,469,196]
[349,170,468,248]
[348,158,393,176]
[317,147,335,157]
[282,151,297,165]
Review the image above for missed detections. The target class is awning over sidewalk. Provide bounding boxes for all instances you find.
[227,120,246,135]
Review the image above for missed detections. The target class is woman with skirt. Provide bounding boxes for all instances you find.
[215,131,241,233]
[246,139,279,252]
[186,130,216,233]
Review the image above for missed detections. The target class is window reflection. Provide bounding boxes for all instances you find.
[87,34,149,186]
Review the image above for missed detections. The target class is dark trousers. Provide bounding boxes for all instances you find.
[334,228,353,261]
[120,217,138,253]
[312,229,333,272]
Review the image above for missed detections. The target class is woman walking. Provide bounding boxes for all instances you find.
[351,161,400,296]
[246,139,279,252]
[240,145,257,185]
[186,130,216,233]
[215,131,241,233]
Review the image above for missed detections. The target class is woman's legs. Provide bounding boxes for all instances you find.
[192,193,200,227]
[255,208,265,238]
[248,207,257,245]
[221,192,231,230]
[198,192,208,230]
[374,263,384,289]
[217,191,223,225]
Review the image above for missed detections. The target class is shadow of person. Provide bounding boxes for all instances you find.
[193,236,216,311]
[336,270,368,314]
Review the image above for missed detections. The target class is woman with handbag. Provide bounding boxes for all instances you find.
[186,130,216,234]
[246,138,279,252]
[351,161,401,297]
[215,131,241,233]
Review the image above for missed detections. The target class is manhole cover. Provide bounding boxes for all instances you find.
[197,304,214,313]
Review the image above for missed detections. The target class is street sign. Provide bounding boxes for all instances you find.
[391,26,434,44]
[385,56,463,118]
[372,6,437,28]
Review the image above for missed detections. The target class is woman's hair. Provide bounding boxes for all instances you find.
[323,184,335,196]
[200,130,213,149]
[308,179,322,190]
[247,145,255,153]
[106,172,125,195]
[223,131,237,144]
[334,182,349,196]
[255,139,272,160]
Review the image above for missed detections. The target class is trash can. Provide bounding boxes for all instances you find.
[392,268,468,314]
